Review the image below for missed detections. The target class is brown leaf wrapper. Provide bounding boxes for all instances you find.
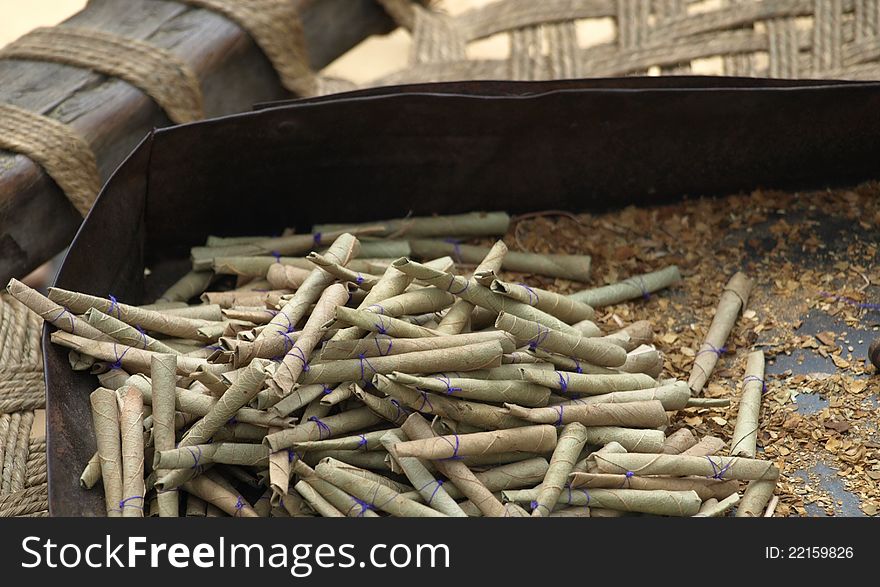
[316,212,510,239]
[158,304,224,321]
[222,306,279,325]
[334,306,441,338]
[521,368,658,395]
[687,272,754,394]
[300,449,391,472]
[151,354,179,517]
[271,383,332,417]
[374,374,527,430]
[185,495,208,517]
[157,270,214,303]
[594,453,779,481]
[409,239,591,281]
[320,331,514,360]
[393,425,557,460]
[265,262,315,289]
[127,373,289,429]
[578,427,665,453]
[568,266,681,307]
[402,413,507,517]
[549,506,592,517]
[182,475,258,517]
[502,352,544,364]
[90,388,124,517]
[730,350,765,458]
[306,251,381,289]
[694,493,741,517]
[47,287,221,341]
[191,229,361,269]
[212,256,311,280]
[7,279,111,341]
[436,241,507,334]
[154,443,269,468]
[294,428,396,452]
[363,287,455,317]
[504,488,702,516]
[390,372,551,407]
[504,399,668,428]
[495,312,626,368]
[621,347,664,379]
[319,457,412,493]
[269,283,350,399]
[264,406,383,451]
[489,278,595,324]
[736,479,776,517]
[581,441,628,473]
[569,472,740,501]
[682,436,726,457]
[299,340,504,385]
[294,480,346,517]
[50,331,229,377]
[268,425,291,507]
[603,321,654,352]
[203,289,290,309]
[289,459,380,518]
[661,428,698,454]
[85,308,180,354]
[381,430,468,517]
[391,258,579,334]
[117,386,145,517]
[79,452,102,489]
[531,423,589,517]
[212,423,269,444]
[529,350,619,375]
[319,383,352,406]
[314,461,446,517]
[350,383,412,426]
[176,361,268,450]
[558,381,691,411]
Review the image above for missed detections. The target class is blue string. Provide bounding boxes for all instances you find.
[696,343,727,358]
[49,306,75,332]
[443,238,463,263]
[109,343,130,370]
[627,276,650,300]
[313,232,322,248]
[118,496,144,512]
[321,385,334,395]
[374,336,393,357]
[416,390,434,412]
[528,325,550,351]
[356,434,368,450]
[517,283,539,305]
[556,371,570,394]
[374,314,388,335]
[187,446,203,470]
[706,456,734,480]
[287,450,299,463]
[445,275,469,295]
[441,435,462,461]
[358,353,377,383]
[234,496,245,517]
[554,405,565,427]
[743,375,768,393]
[355,274,364,285]
[432,374,461,395]
[134,325,148,349]
[351,497,375,517]
[308,416,331,440]
[620,470,634,488]
[419,479,444,504]
[389,399,408,422]
[108,294,121,318]
[288,346,310,372]
[271,251,282,263]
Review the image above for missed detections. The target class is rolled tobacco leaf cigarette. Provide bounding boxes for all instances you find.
[688,272,754,394]
[117,386,145,517]
[409,239,591,281]
[315,212,510,239]
[569,472,739,501]
[294,480,345,517]
[531,422,588,517]
[90,388,124,517]
[319,331,514,360]
[568,266,681,307]
[80,452,102,490]
[436,241,507,334]
[401,413,507,517]
[736,479,777,517]
[294,429,396,452]
[393,425,557,460]
[264,406,383,451]
[661,428,698,454]
[495,312,626,368]
[154,443,269,468]
[682,436,726,457]
[85,308,179,355]
[6,279,111,341]
[504,399,668,428]
[314,461,446,517]
[307,252,380,289]
[563,381,690,411]
[390,372,551,407]
[489,278,594,323]
[730,350,765,458]
[334,306,441,338]
[151,354,179,517]
[594,453,779,481]
[157,270,214,303]
[504,487,702,516]
[521,368,658,395]
[191,228,363,269]
[182,475,258,517]
[694,493,741,517]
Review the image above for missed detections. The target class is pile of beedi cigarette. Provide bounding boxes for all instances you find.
[7,211,777,518]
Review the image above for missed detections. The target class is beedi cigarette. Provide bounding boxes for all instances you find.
[569,472,739,501]
[688,272,754,394]
[151,354,179,517]
[730,350,765,458]
[294,429,396,452]
[334,306,441,338]
[409,239,591,281]
[694,493,741,517]
[6,279,111,341]
[520,368,658,395]
[401,413,507,518]
[531,422,588,516]
[560,381,690,411]
[315,212,510,239]
[390,372,551,407]
[86,308,180,355]
[264,406,383,451]
[79,452,102,490]
[504,400,668,428]
[182,475,258,517]
[90,388,123,517]
[490,278,595,323]
[117,386,145,517]
[154,443,269,468]
[319,331,514,360]
[504,488,703,516]
[294,480,345,517]
[436,241,507,334]
[157,270,214,303]
[661,428,698,455]
[393,425,557,460]
[381,429,467,517]
[682,436,726,457]
[568,266,681,307]
[495,312,626,367]
[594,453,779,481]
[736,479,777,517]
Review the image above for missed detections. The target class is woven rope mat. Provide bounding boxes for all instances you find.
[0,293,48,517]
